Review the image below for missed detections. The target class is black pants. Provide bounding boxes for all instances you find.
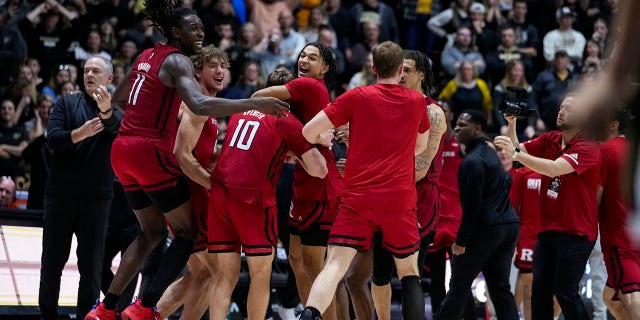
[39,196,111,320]
[436,223,519,320]
[101,182,141,311]
[427,249,476,319]
[532,231,595,320]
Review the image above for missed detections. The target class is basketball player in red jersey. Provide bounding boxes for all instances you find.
[85,0,288,318]
[153,45,226,320]
[369,50,447,320]
[206,70,328,320]
[251,43,343,320]
[299,41,430,320]
[598,107,640,320]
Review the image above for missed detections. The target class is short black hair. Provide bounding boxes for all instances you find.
[460,109,487,131]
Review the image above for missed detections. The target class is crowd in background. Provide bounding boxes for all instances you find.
[0,0,620,210]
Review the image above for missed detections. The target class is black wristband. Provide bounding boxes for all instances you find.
[100,108,113,115]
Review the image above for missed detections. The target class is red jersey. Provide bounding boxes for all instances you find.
[424,97,445,186]
[510,167,542,244]
[285,77,342,200]
[599,136,633,249]
[523,131,601,241]
[212,111,313,208]
[119,44,182,151]
[193,117,218,169]
[324,84,430,210]
[438,135,463,221]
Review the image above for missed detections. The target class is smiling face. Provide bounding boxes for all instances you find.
[507,61,524,83]
[197,57,227,94]
[174,14,205,55]
[400,59,424,92]
[297,45,329,79]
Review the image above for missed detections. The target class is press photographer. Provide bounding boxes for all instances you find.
[493,81,541,142]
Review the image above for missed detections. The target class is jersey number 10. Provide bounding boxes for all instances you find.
[229,119,260,150]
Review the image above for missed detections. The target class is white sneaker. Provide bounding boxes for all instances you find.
[277,307,297,320]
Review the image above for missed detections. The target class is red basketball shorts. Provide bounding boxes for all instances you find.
[111,135,183,192]
[188,180,209,252]
[207,180,277,256]
[604,247,640,300]
[289,197,338,231]
[416,182,439,238]
[428,215,459,253]
[328,200,420,258]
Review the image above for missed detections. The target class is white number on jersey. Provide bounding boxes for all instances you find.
[229,119,260,150]
[127,73,146,106]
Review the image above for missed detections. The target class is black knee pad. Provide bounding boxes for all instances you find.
[372,232,394,286]
[125,189,153,210]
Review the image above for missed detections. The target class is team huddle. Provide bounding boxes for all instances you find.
[56,0,638,320]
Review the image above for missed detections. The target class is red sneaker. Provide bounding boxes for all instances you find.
[120,299,160,320]
[84,301,117,320]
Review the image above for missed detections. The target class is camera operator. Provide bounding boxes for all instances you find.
[494,95,601,320]
[436,109,519,320]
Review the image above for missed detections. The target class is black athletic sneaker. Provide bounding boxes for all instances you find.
[298,309,321,320]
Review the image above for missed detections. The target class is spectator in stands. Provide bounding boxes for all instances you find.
[112,40,139,69]
[26,58,45,91]
[399,0,436,54]
[469,2,498,55]
[7,78,36,127]
[19,0,81,83]
[0,176,16,207]
[278,8,306,60]
[555,0,596,36]
[347,52,375,90]
[0,5,27,89]
[542,7,586,63]
[484,0,506,27]
[325,0,353,52]
[427,0,471,44]
[492,60,540,140]
[41,65,71,101]
[225,60,265,99]
[300,6,330,44]
[441,26,486,77]
[213,18,236,52]
[60,81,79,96]
[226,22,263,77]
[17,65,39,103]
[438,61,493,126]
[486,25,534,85]
[0,99,29,178]
[118,13,164,51]
[202,0,242,45]
[73,29,113,66]
[22,94,54,210]
[581,39,602,75]
[39,56,121,320]
[349,0,399,43]
[98,19,118,55]
[108,65,127,93]
[248,28,295,81]
[508,0,539,59]
[532,50,577,131]
[346,20,380,76]
[245,0,298,39]
[591,17,610,58]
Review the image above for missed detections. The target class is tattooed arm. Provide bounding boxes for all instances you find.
[416,103,447,182]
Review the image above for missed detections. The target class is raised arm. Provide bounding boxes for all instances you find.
[493,136,575,177]
[163,54,289,117]
[302,111,335,146]
[174,103,211,189]
[251,85,292,101]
